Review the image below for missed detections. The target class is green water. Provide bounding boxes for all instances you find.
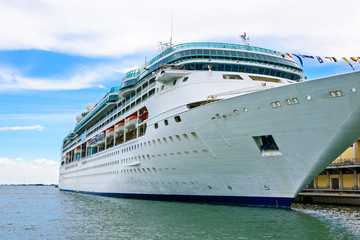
[0,186,359,239]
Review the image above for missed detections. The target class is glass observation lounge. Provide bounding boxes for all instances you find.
[121,42,303,89]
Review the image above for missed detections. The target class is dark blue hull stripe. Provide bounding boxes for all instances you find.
[59,189,293,207]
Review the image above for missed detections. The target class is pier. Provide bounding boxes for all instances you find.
[295,140,360,206]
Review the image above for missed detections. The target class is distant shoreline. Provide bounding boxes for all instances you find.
[0,184,57,186]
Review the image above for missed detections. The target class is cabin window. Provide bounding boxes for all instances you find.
[174,116,181,122]
[173,80,177,85]
[183,77,189,82]
[154,123,158,129]
[164,119,168,126]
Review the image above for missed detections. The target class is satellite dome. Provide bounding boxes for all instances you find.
[86,103,94,111]
[76,114,84,122]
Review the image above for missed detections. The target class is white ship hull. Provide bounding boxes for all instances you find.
[59,71,360,207]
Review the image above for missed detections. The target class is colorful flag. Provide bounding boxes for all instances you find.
[350,57,358,62]
[301,55,314,59]
[292,54,303,67]
[316,56,323,63]
[342,57,354,71]
[279,52,285,58]
[286,53,293,59]
[325,57,333,61]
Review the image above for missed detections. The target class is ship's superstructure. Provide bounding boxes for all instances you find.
[59,42,360,207]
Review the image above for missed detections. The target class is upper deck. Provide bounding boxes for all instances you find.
[121,42,302,87]
[63,42,303,150]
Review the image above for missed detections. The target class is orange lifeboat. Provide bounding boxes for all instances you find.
[139,110,148,121]
[74,147,81,154]
[125,115,137,129]
[115,122,125,135]
[106,127,114,138]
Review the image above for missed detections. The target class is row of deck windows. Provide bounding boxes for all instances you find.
[183,62,300,81]
[122,48,301,88]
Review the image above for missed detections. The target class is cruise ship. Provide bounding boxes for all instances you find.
[59,41,360,207]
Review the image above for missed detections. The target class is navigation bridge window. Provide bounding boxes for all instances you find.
[253,135,282,157]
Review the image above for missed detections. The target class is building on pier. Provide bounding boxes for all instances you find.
[307,140,360,190]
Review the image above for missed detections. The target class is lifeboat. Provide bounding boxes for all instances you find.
[106,127,114,138]
[74,147,81,154]
[115,122,125,135]
[139,110,148,121]
[65,153,70,161]
[125,115,137,129]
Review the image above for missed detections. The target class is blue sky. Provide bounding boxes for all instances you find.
[0,0,359,184]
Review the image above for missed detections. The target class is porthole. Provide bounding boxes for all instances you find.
[164,119,169,126]
[183,134,189,140]
[154,123,158,129]
[191,132,198,139]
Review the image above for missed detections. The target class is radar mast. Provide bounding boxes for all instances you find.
[240,32,250,46]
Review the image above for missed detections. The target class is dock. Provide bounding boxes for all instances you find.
[294,190,360,206]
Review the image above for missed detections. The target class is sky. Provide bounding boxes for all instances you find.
[0,0,360,184]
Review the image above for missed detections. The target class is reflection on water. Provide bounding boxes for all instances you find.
[0,186,360,239]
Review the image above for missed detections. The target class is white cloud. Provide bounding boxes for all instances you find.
[0,63,122,91]
[0,0,359,92]
[0,0,359,57]
[0,157,59,184]
[0,125,44,131]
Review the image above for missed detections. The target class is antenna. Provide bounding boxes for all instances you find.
[170,0,174,46]
[240,32,250,46]
[158,0,175,53]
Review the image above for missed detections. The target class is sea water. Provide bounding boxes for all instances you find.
[0,186,359,239]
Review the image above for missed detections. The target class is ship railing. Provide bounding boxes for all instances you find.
[149,82,156,89]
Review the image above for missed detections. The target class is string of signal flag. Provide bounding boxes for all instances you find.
[278,52,360,71]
